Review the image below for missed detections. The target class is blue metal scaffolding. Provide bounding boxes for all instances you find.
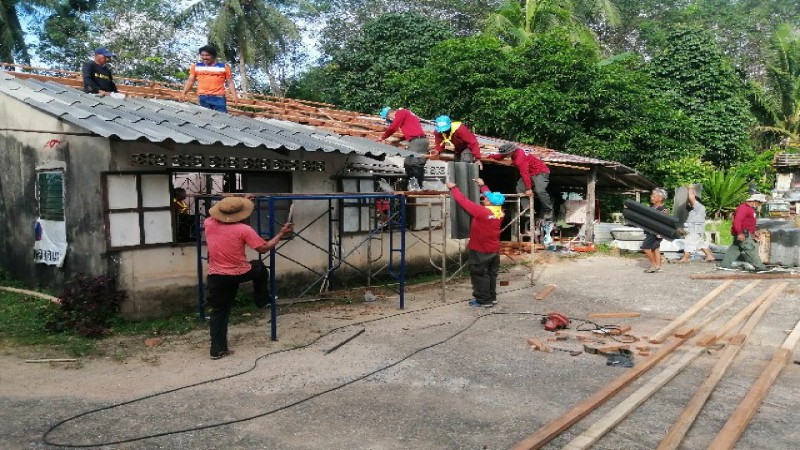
[195,193,407,341]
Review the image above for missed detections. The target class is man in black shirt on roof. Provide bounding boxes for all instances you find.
[82,48,118,96]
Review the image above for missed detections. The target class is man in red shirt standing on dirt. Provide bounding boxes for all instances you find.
[204,196,292,359]
[379,107,430,188]
[180,44,239,112]
[433,115,483,170]
[446,178,505,307]
[487,143,554,220]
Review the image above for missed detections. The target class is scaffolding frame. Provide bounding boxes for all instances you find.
[195,193,407,340]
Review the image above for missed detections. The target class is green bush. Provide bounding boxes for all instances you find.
[45,274,126,338]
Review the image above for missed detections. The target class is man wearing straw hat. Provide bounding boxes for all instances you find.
[204,196,293,360]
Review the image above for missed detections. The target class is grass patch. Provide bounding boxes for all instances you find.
[0,292,97,356]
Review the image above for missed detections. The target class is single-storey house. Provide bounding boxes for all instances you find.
[0,70,657,318]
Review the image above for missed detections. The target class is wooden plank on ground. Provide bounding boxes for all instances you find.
[695,284,780,346]
[708,312,800,450]
[671,281,761,343]
[535,284,557,300]
[562,347,705,450]
[511,336,687,450]
[586,312,640,319]
[649,280,734,344]
[656,282,786,450]
[689,273,800,280]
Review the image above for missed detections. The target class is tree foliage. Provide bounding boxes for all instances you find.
[483,0,620,50]
[314,0,499,61]
[748,24,800,150]
[309,12,453,112]
[701,170,750,218]
[649,25,755,169]
[178,0,302,93]
[388,32,703,185]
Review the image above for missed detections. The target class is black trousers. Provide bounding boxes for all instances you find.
[469,250,500,303]
[206,261,268,357]
[403,137,430,186]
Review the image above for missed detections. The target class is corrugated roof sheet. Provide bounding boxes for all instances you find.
[0,72,417,159]
[1,69,656,190]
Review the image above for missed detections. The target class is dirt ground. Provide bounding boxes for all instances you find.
[2,254,800,450]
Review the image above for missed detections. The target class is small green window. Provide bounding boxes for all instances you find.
[38,172,65,221]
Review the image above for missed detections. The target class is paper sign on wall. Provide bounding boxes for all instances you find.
[33,219,67,267]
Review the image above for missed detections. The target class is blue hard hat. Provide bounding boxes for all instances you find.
[434,115,451,133]
[483,191,505,206]
[380,107,391,119]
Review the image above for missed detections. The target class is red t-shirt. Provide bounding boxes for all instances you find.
[731,203,757,236]
[381,108,426,141]
[204,217,266,275]
[487,148,549,189]
[434,125,482,160]
[449,186,502,253]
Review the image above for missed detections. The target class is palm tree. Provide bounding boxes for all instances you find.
[749,24,800,149]
[179,0,301,94]
[484,0,620,48]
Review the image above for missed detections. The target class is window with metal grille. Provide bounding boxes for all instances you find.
[37,171,65,221]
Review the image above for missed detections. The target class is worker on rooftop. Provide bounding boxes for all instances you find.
[432,115,483,170]
[379,107,430,189]
[82,48,118,96]
[180,44,238,113]
[487,143,554,221]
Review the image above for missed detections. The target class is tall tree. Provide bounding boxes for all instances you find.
[1,0,62,64]
[178,0,302,94]
[483,0,620,49]
[308,12,454,112]
[749,24,800,149]
[649,25,755,168]
[316,0,500,62]
[36,0,98,70]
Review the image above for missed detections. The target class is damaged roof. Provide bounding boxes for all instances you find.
[0,71,417,159]
[0,67,656,191]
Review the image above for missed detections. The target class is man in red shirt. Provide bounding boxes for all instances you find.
[433,115,483,170]
[488,143,554,220]
[720,193,766,271]
[204,196,293,359]
[379,107,430,188]
[446,178,504,307]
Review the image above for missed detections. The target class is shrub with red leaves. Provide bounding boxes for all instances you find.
[45,274,127,338]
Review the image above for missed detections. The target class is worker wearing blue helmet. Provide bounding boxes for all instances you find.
[433,115,482,169]
[379,106,430,188]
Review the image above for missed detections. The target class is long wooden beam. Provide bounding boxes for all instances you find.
[690,272,800,280]
[511,335,689,450]
[649,280,734,344]
[512,282,763,450]
[707,302,800,450]
[562,346,706,450]
[657,282,787,450]
[695,283,781,347]
[665,281,761,341]
[560,282,774,450]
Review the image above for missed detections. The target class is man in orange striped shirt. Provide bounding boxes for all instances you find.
[180,45,239,112]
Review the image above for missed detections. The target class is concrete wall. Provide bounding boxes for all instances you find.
[0,109,469,319]
[106,143,466,318]
[0,95,113,291]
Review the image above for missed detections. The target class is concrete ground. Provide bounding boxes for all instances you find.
[2,254,800,449]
